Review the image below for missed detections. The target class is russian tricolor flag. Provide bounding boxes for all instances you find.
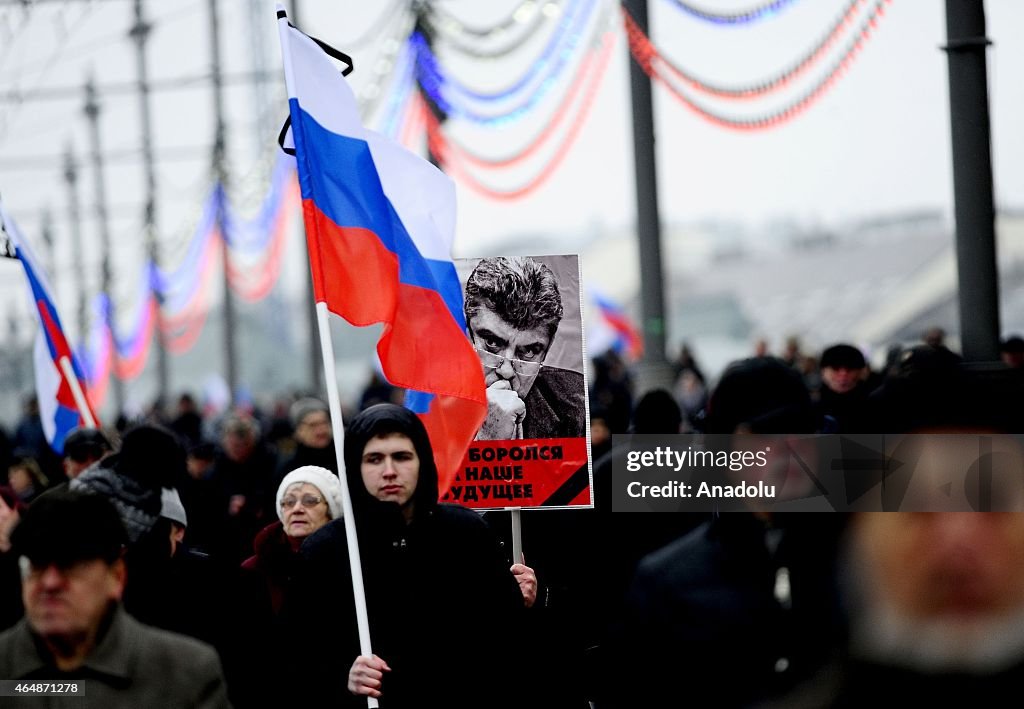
[277,10,486,492]
[1,201,97,454]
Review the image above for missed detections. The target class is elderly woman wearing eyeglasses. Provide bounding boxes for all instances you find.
[231,466,343,707]
[241,465,343,614]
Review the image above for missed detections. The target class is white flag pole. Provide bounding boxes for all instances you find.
[511,507,524,565]
[58,356,97,428]
[317,303,379,709]
[276,9,377,706]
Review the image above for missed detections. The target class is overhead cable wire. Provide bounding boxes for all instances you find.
[430,0,565,39]
[437,20,609,169]
[623,0,892,131]
[430,29,616,201]
[374,41,418,137]
[356,11,418,119]
[0,70,282,104]
[0,0,205,144]
[642,0,865,100]
[12,0,201,76]
[426,0,565,60]
[415,0,594,105]
[661,0,799,25]
[332,0,410,50]
[416,0,602,126]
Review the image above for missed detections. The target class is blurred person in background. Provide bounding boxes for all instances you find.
[12,396,61,483]
[590,349,633,437]
[359,369,400,411]
[0,485,26,630]
[815,344,873,433]
[999,335,1024,369]
[753,337,771,358]
[923,326,947,349]
[7,454,48,504]
[781,335,803,368]
[212,413,278,563]
[176,442,225,556]
[170,392,204,448]
[61,427,113,482]
[13,396,45,462]
[588,403,613,461]
[0,425,13,484]
[605,358,846,708]
[275,397,336,480]
[674,366,708,431]
[262,395,298,455]
[671,341,705,382]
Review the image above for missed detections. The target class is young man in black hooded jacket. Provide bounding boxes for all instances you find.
[288,404,525,708]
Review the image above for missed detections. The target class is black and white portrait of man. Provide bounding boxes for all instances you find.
[460,255,587,441]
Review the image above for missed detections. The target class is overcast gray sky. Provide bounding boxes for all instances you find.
[1,0,1022,336]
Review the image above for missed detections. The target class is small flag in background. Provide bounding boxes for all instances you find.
[278,11,486,493]
[588,288,643,361]
[1,200,98,453]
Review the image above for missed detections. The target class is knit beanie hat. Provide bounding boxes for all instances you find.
[276,465,344,522]
[290,397,329,427]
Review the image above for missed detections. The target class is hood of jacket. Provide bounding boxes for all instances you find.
[342,403,439,525]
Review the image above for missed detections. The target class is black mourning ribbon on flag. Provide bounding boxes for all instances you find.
[277,9,355,157]
[0,209,16,260]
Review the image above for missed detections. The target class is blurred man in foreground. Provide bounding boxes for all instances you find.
[775,511,1024,708]
[0,491,231,708]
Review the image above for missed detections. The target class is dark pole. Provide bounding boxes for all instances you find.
[132,0,170,406]
[943,0,1000,362]
[209,0,239,403]
[39,209,55,282]
[623,0,673,394]
[84,78,126,416]
[291,0,323,396]
[63,147,89,351]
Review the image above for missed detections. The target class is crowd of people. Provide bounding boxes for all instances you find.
[1,327,1024,707]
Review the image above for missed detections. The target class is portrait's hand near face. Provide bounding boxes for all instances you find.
[480,380,525,440]
[469,307,551,441]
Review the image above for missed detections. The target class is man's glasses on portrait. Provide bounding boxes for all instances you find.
[474,348,544,376]
[280,494,324,509]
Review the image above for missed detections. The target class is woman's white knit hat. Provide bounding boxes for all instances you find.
[276,465,343,523]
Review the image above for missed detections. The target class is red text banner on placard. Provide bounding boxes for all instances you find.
[441,437,591,510]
